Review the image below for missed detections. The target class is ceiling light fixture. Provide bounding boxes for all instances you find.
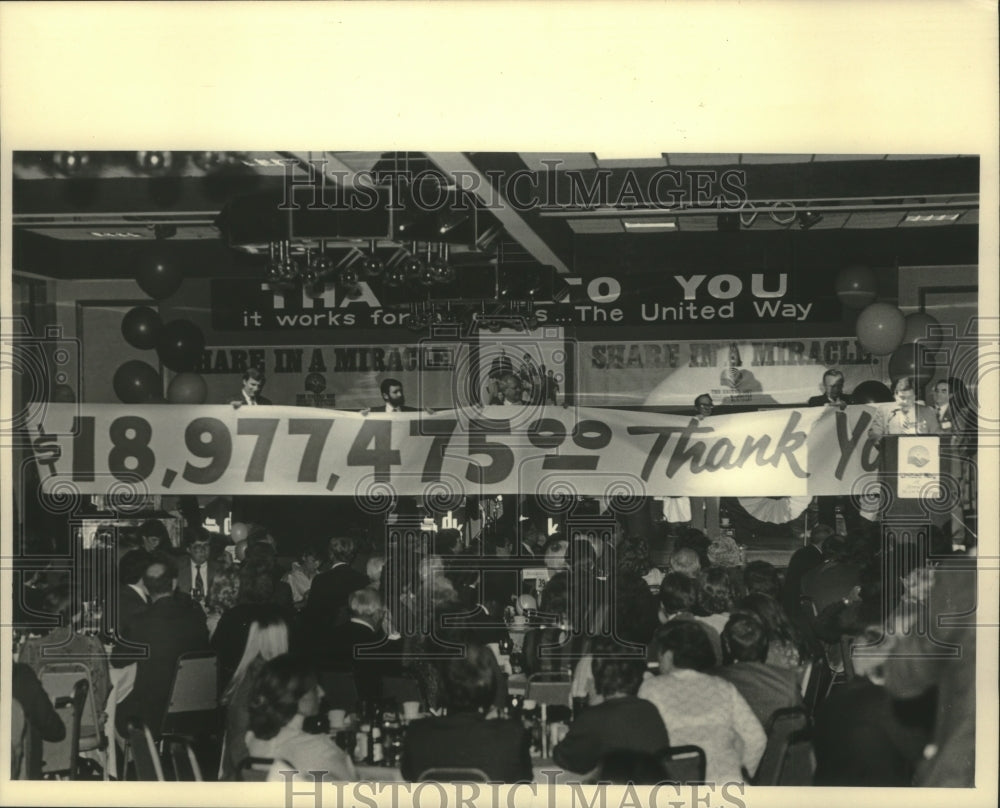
[622,219,677,231]
[797,211,823,229]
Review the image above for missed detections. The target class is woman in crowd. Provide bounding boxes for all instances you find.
[18,583,111,716]
[245,654,355,782]
[638,620,766,784]
[205,568,240,639]
[736,592,810,672]
[400,643,532,783]
[220,615,289,779]
[554,637,670,775]
[693,566,735,636]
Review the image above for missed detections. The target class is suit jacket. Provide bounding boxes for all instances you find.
[400,712,532,783]
[233,391,272,406]
[111,584,149,661]
[711,661,804,728]
[553,695,670,774]
[807,394,852,407]
[303,563,370,628]
[781,544,824,616]
[176,559,221,596]
[800,560,861,613]
[319,619,402,703]
[114,593,211,737]
[377,403,417,412]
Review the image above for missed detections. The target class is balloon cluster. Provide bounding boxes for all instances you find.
[836,265,940,387]
[114,249,210,404]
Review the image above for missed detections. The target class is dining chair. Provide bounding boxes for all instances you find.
[125,718,165,781]
[160,651,219,739]
[659,744,706,785]
[752,705,809,785]
[39,662,109,779]
[40,678,88,779]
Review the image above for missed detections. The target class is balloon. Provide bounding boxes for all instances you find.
[851,380,893,404]
[167,372,208,404]
[121,306,162,350]
[856,302,905,356]
[230,522,249,543]
[835,265,878,309]
[135,248,183,299]
[112,360,162,404]
[888,343,934,388]
[156,319,206,372]
[900,312,942,351]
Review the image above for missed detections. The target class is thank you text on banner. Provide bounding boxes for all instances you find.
[28,404,900,499]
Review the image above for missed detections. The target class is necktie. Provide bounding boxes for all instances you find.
[194,564,204,598]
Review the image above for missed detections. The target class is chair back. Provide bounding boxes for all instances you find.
[776,728,815,785]
[418,767,491,782]
[660,744,706,784]
[237,756,293,782]
[318,671,359,709]
[126,719,165,781]
[165,736,203,781]
[161,652,219,737]
[381,675,422,706]
[802,655,834,716]
[40,677,88,779]
[525,672,571,707]
[753,706,809,785]
[11,699,27,779]
[39,663,101,742]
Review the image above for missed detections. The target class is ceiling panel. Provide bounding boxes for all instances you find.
[845,212,906,229]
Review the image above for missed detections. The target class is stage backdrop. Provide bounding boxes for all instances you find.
[577,337,880,407]
[28,403,905,499]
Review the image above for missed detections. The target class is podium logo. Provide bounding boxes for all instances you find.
[907,445,930,468]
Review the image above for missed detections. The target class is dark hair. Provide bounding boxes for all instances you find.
[248,654,316,739]
[722,612,769,664]
[143,552,178,596]
[596,749,670,786]
[243,367,265,383]
[737,592,809,662]
[119,548,153,586]
[380,378,402,397]
[892,375,917,395]
[238,544,279,604]
[822,369,845,384]
[441,644,499,713]
[659,572,697,614]
[592,639,647,697]
[140,519,169,544]
[653,621,715,672]
[809,524,835,546]
[743,561,781,600]
[615,537,651,577]
[540,571,570,618]
[694,394,713,407]
[183,526,211,549]
[695,567,734,616]
[821,534,850,562]
[41,583,73,618]
[327,535,357,564]
[434,528,462,557]
[674,528,710,568]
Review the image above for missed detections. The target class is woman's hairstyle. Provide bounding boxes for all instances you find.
[540,571,570,618]
[440,644,500,713]
[721,612,769,664]
[224,616,289,704]
[592,638,647,697]
[208,569,240,614]
[615,537,651,578]
[695,566,735,616]
[238,544,279,604]
[652,620,715,672]
[659,571,697,614]
[674,528,711,568]
[737,592,809,661]
[743,561,781,600]
[247,654,317,740]
[366,555,385,585]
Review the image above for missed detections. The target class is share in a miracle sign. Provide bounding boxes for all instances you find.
[27,403,920,499]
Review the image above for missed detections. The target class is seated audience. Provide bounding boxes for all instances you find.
[113,548,152,648]
[667,547,701,579]
[742,560,782,601]
[736,593,810,672]
[638,621,766,784]
[656,571,722,666]
[114,553,211,738]
[781,524,832,617]
[18,583,111,715]
[220,616,289,780]
[693,566,735,636]
[205,568,240,639]
[303,536,369,629]
[283,546,321,609]
[800,533,861,613]
[712,613,804,727]
[554,639,670,775]
[246,654,356,782]
[400,644,532,783]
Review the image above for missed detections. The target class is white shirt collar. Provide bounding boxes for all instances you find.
[128,582,148,602]
[384,403,399,412]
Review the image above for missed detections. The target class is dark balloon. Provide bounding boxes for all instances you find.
[835,265,878,309]
[167,372,208,404]
[850,380,893,404]
[121,306,162,350]
[113,360,162,404]
[888,343,934,387]
[135,249,183,299]
[156,319,206,372]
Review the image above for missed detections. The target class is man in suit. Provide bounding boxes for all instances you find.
[230,367,271,408]
[781,523,832,617]
[175,528,219,603]
[320,587,402,701]
[379,377,415,412]
[111,548,152,659]
[113,554,211,738]
[712,613,804,728]
[807,368,852,409]
[807,369,860,532]
[303,536,369,630]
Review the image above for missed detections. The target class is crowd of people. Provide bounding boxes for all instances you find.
[9,499,977,787]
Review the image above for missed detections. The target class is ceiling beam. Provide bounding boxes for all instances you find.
[426,152,569,274]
